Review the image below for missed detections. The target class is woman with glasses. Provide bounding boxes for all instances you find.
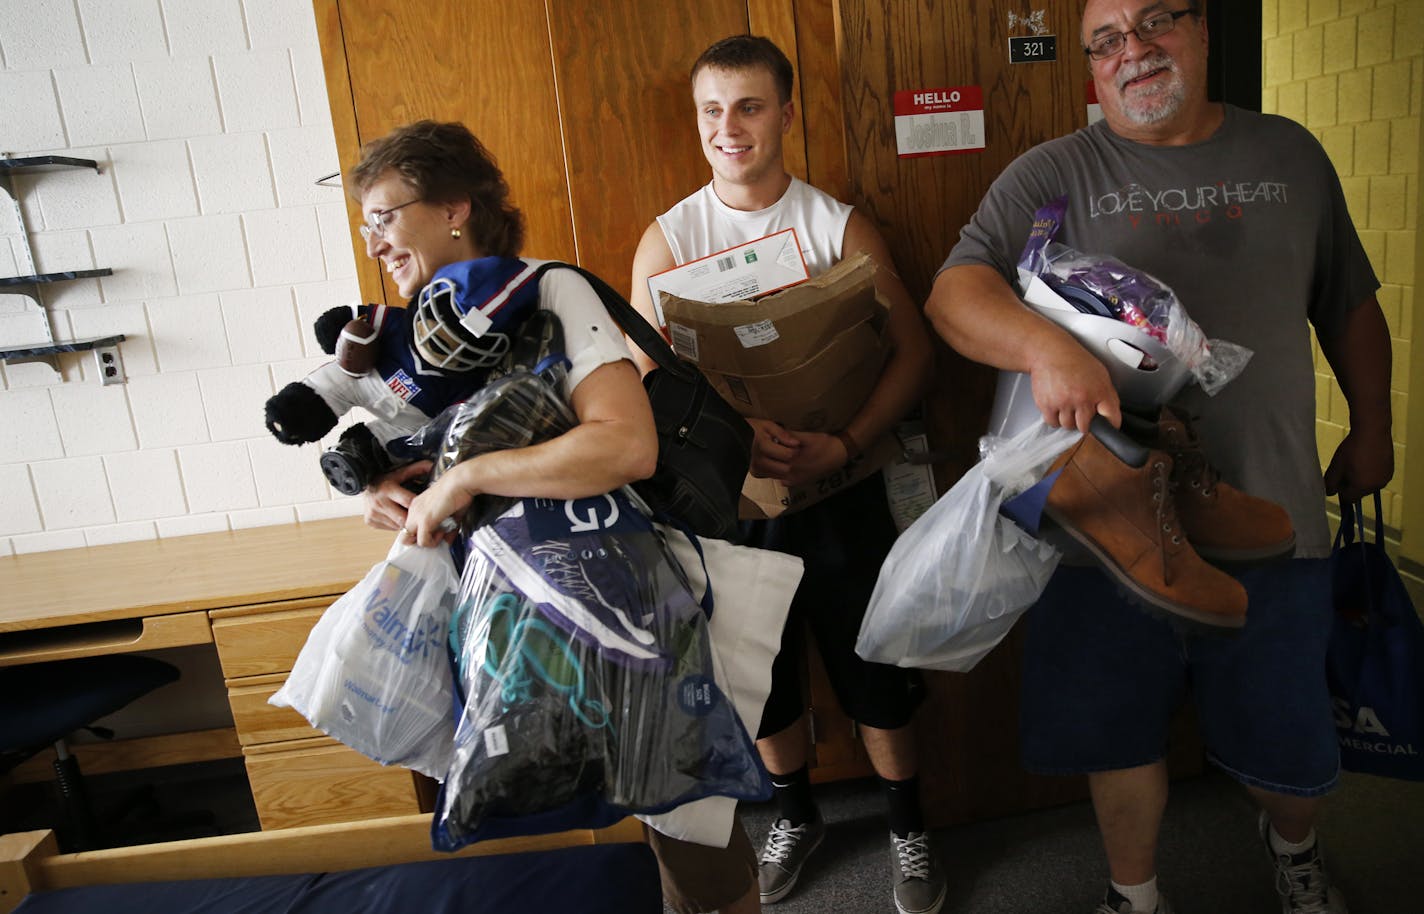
[348,121,768,914]
[348,120,657,539]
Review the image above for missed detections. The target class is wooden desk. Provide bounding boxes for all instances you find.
[0,517,392,640]
[0,518,428,830]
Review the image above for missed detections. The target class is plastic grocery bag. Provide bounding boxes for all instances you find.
[431,490,769,850]
[856,420,1080,672]
[270,539,458,779]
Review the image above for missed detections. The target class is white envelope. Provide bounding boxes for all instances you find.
[647,228,809,325]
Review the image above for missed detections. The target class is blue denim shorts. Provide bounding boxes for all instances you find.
[1020,558,1338,796]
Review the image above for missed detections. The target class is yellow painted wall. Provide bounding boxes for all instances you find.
[1261,0,1421,555]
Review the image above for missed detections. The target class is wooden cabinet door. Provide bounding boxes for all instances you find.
[316,0,749,304]
[545,0,748,292]
[244,737,424,830]
[317,0,576,307]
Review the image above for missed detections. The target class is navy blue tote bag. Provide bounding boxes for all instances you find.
[1326,493,1424,780]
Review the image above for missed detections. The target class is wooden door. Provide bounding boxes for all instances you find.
[544,0,748,290]
[835,0,1088,480]
[316,0,576,306]
[316,0,749,304]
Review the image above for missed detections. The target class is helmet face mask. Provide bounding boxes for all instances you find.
[412,261,536,373]
[412,275,511,372]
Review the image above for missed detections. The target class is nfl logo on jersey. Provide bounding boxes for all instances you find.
[387,369,422,402]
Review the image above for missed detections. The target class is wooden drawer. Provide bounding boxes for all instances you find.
[211,600,328,678]
[244,736,423,830]
[228,673,322,746]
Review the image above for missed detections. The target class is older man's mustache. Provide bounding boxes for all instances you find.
[1117,51,1177,90]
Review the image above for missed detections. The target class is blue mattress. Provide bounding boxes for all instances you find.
[13,841,661,914]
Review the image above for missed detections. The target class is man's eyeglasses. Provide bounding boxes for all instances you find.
[1085,8,1195,61]
[359,199,420,242]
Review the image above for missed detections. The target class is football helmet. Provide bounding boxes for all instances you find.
[412,257,541,373]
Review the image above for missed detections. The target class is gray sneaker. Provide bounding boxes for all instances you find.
[1259,812,1349,914]
[758,816,825,904]
[891,831,946,914]
[1093,888,1175,914]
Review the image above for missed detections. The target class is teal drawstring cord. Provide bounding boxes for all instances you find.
[460,591,611,731]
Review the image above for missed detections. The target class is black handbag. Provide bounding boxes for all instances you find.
[530,263,753,540]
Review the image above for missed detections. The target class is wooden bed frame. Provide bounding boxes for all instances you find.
[0,814,645,914]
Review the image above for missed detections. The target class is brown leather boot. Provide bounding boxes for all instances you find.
[1043,434,1248,629]
[1140,409,1296,565]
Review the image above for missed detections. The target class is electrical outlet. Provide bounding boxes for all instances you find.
[94,344,126,386]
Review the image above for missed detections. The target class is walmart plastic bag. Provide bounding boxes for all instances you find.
[856,420,1080,672]
[270,539,458,779]
[432,490,769,850]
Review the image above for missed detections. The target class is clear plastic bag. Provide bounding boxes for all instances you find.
[856,421,1080,672]
[1018,195,1252,396]
[431,490,768,851]
[270,540,459,779]
[400,369,580,531]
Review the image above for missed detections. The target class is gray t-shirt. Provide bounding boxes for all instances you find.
[943,105,1379,556]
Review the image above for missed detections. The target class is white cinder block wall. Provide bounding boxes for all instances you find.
[0,0,369,556]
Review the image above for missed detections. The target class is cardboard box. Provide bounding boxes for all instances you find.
[708,321,887,432]
[646,228,809,324]
[659,252,888,433]
[657,252,894,518]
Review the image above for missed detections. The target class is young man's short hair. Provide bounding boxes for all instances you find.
[690,35,794,104]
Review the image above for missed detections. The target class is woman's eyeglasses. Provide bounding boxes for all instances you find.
[359,199,420,241]
[1085,8,1194,61]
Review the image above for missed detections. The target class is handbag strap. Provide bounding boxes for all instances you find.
[524,261,720,620]
[1334,491,1385,551]
[527,261,697,383]
[664,518,716,620]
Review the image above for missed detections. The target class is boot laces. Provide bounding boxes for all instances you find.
[1150,459,1183,583]
[1273,850,1332,913]
[892,831,932,880]
[760,819,813,866]
[1163,419,1220,498]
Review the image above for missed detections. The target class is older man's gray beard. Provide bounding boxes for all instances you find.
[1114,51,1186,125]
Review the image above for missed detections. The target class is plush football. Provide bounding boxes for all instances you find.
[262,257,548,497]
[334,318,378,376]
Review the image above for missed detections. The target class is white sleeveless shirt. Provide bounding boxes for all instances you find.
[656,178,853,278]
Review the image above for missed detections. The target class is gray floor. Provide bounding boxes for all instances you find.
[719,767,1424,914]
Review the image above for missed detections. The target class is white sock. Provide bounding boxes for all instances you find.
[1268,823,1317,856]
[1111,876,1159,912]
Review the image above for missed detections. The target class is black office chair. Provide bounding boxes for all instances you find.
[0,654,180,851]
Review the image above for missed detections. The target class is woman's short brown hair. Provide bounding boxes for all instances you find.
[350,120,525,258]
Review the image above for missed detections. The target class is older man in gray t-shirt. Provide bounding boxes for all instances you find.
[924,3,1393,914]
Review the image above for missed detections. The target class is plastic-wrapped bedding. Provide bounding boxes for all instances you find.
[433,489,769,851]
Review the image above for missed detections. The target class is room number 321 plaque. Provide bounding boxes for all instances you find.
[1009,35,1057,64]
